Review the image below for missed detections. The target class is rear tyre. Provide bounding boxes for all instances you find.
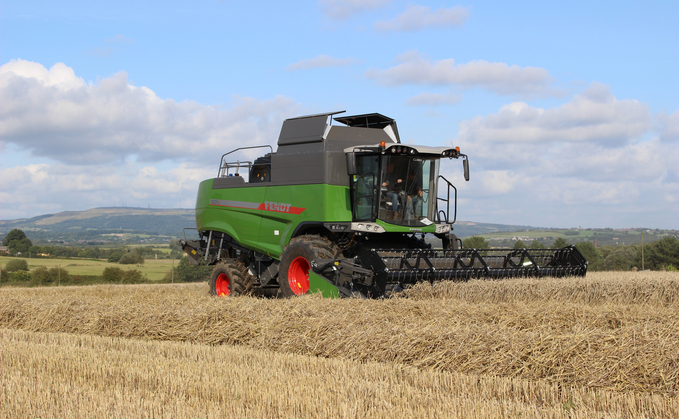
[279,235,340,298]
[209,260,254,297]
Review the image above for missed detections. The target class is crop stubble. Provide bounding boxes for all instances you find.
[1,271,678,417]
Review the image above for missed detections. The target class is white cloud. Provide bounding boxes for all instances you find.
[0,59,299,165]
[1,60,675,228]
[287,55,359,71]
[457,82,651,145]
[375,5,469,32]
[319,0,391,20]
[366,51,560,97]
[0,161,213,219]
[0,59,304,219]
[659,110,679,142]
[476,170,526,194]
[0,60,84,90]
[444,84,679,228]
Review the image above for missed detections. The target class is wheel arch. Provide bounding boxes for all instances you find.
[291,222,331,240]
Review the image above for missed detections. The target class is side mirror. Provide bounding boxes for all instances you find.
[346,152,357,176]
[463,158,470,181]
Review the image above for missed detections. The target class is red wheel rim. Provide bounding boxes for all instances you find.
[288,256,310,295]
[215,272,230,297]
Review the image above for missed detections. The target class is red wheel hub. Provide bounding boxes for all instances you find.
[215,272,230,297]
[288,256,310,295]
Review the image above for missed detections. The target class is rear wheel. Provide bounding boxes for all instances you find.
[209,260,254,297]
[279,235,340,298]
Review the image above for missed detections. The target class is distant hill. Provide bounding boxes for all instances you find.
[0,207,533,241]
[4,207,673,248]
[450,221,538,238]
[0,207,195,237]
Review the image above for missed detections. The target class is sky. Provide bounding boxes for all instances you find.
[1,0,677,229]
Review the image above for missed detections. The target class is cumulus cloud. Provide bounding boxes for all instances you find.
[287,55,359,71]
[0,161,213,219]
[0,59,305,219]
[366,51,560,97]
[456,82,651,146]
[0,59,299,165]
[319,0,391,20]
[658,110,679,142]
[375,5,469,32]
[444,84,678,228]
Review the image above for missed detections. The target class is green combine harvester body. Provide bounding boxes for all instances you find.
[182,111,587,298]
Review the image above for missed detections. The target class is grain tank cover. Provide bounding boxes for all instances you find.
[335,113,400,143]
[277,111,343,146]
[277,111,401,147]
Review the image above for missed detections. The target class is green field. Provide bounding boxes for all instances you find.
[0,256,177,282]
[475,227,673,248]
[480,229,590,239]
[125,244,173,254]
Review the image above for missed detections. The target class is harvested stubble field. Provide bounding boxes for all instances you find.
[1,271,678,418]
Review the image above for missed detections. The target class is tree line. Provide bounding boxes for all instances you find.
[1,229,185,261]
[4,228,678,283]
[1,230,208,285]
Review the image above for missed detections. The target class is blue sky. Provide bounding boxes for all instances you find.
[1,0,677,228]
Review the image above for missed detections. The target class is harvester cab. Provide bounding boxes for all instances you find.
[182,111,587,299]
[338,113,467,239]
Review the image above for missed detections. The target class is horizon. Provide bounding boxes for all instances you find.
[1,0,677,229]
[0,206,675,232]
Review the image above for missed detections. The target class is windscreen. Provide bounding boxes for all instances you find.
[379,155,439,226]
[351,154,440,225]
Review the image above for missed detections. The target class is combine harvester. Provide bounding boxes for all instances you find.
[182,112,587,298]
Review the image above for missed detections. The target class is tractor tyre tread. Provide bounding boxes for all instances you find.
[307,235,342,258]
[209,259,254,297]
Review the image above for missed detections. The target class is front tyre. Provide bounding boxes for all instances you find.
[209,260,254,297]
[279,235,339,298]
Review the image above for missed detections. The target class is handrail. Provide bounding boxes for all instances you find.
[217,145,274,178]
[436,175,457,225]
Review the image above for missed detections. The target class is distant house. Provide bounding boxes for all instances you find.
[0,246,8,253]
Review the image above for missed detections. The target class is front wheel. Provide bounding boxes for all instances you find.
[209,260,254,297]
[279,235,339,298]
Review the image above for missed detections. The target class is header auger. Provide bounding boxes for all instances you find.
[181,111,588,298]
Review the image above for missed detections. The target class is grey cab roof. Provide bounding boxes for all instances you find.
[343,143,456,155]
